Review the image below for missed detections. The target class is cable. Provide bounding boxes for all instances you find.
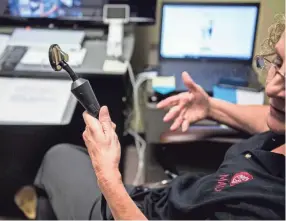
[132,75,153,185]
[127,62,136,88]
[124,61,157,186]
[127,63,146,185]
[128,129,147,185]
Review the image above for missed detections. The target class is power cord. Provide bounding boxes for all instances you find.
[100,60,157,220]
[127,62,136,88]
[125,61,157,186]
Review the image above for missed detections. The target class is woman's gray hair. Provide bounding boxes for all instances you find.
[260,14,285,55]
[258,14,285,104]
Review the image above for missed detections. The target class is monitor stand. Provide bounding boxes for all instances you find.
[104,21,127,73]
[106,21,124,58]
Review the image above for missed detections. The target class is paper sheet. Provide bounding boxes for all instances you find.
[0,78,73,125]
[214,85,265,105]
[236,89,264,105]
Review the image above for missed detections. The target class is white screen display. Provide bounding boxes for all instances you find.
[160,4,259,60]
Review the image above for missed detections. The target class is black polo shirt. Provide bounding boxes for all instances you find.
[130,131,285,220]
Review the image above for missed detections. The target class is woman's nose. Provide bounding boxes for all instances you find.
[266,76,285,99]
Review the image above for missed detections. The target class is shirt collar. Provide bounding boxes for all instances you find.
[250,149,285,178]
[249,132,285,178]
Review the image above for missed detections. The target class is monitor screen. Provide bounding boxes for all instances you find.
[4,0,156,23]
[105,5,128,19]
[160,3,259,61]
[8,0,82,18]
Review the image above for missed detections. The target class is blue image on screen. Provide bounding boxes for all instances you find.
[8,0,82,18]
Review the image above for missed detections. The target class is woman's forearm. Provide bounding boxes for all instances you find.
[97,171,147,220]
[208,98,269,134]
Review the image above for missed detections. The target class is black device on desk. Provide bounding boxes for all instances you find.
[0,46,27,71]
[158,2,260,93]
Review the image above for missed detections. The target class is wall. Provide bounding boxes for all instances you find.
[132,0,285,71]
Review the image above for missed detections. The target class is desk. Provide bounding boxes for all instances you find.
[0,35,135,77]
[0,32,134,216]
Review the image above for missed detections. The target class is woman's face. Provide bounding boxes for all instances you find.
[265,32,285,134]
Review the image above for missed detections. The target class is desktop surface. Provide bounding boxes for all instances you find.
[0,33,135,77]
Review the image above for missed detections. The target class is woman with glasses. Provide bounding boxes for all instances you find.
[16,15,285,220]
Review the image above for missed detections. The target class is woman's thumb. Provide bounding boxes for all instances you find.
[182,72,197,91]
[99,106,112,133]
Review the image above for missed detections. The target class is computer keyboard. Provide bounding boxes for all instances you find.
[179,67,250,93]
[0,46,28,71]
[160,61,251,93]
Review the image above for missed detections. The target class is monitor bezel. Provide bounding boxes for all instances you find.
[158,2,260,63]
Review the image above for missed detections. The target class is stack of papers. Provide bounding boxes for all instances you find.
[0,77,75,125]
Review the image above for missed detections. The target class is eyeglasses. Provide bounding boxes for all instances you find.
[255,54,285,78]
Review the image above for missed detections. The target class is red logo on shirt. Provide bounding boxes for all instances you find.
[230,172,253,186]
[214,174,229,192]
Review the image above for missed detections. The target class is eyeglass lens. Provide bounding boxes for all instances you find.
[256,56,265,69]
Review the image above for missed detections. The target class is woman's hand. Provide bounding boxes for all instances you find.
[157,72,211,132]
[82,106,121,181]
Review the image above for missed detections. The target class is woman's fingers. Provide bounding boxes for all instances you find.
[163,105,183,122]
[181,119,190,132]
[182,72,197,92]
[170,115,184,131]
[112,122,116,130]
[157,95,179,109]
[99,106,113,133]
[82,111,103,139]
[169,108,186,131]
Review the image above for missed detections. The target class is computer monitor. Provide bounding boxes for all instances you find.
[159,3,260,61]
[1,0,157,27]
[8,0,82,18]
